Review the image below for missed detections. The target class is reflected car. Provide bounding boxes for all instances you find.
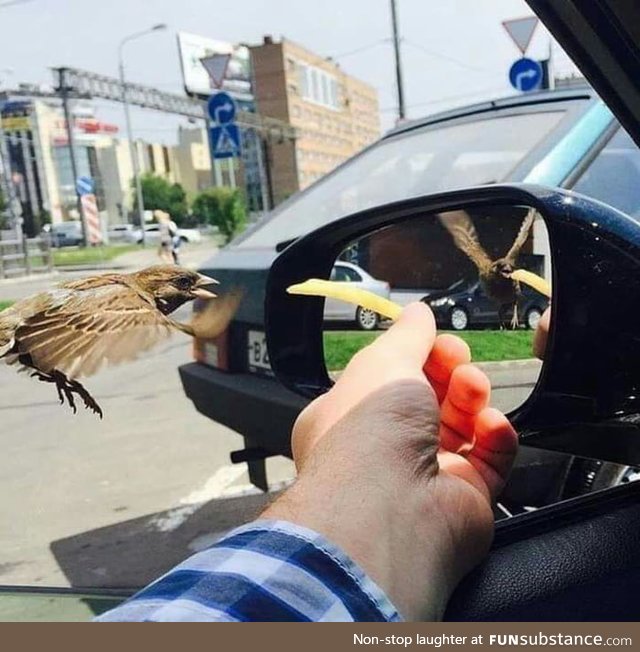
[324,262,390,330]
[426,280,549,331]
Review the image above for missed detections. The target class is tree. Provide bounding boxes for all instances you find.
[135,173,189,225]
[192,187,247,243]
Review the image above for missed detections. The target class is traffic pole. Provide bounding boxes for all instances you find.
[390,0,406,122]
[56,67,89,247]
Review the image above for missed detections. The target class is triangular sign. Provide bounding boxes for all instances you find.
[215,127,237,153]
[502,16,539,54]
[200,53,231,89]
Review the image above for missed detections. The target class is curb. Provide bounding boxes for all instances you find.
[0,271,59,286]
[475,359,542,372]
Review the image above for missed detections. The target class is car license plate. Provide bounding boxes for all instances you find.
[247,330,272,372]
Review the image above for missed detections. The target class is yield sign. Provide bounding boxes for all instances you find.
[200,53,231,89]
[502,16,539,54]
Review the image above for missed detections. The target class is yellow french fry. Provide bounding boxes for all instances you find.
[510,269,552,298]
[287,279,403,321]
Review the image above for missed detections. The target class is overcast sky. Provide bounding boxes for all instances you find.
[0,0,580,141]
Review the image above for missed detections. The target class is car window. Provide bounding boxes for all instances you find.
[342,267,362,282]
[237,110,565,248]
[572,127,640,217]
[332,265,350,282]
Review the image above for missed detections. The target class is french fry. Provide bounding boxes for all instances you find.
[287,279,403,321]
[510,269,552,298]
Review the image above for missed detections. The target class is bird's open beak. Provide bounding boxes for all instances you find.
[192,274,219,300]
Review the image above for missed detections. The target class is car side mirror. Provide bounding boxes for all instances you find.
[265,183,640,467]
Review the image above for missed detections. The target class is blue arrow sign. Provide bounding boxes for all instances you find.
[207,92,237,125]
[76,175,95,196]
[211,124,242,159]
[509,57,542,92]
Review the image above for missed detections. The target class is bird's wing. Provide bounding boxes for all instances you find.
[13,285,175,379]
[438,210,492,273]
[505,208,537,264]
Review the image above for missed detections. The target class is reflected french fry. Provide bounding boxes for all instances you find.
[287,279,403,321]
[510,269,552,298]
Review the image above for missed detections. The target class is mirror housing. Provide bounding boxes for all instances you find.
[265,183,640,466]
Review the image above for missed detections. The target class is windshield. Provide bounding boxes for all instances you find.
[238,110,564,247]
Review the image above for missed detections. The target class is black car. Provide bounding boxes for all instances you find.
[426,279,549,331]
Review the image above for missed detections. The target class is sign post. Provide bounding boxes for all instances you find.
[76,175,102,245]
[508,58,543,92]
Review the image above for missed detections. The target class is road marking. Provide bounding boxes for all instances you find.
[150,465,247,532]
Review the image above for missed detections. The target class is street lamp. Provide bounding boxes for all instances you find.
[118,23,167,245]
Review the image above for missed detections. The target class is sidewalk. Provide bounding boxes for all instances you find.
[0,241,219,302]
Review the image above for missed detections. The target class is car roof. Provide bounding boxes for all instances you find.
[383,86,596,139]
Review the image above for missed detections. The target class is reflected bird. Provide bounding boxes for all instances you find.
[438,208,537,327]
[0,265,241,417]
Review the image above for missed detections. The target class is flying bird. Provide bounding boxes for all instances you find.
[438,208,537,327]
[0,265,241,418]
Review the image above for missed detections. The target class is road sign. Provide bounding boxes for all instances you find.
[200,53,231,89]
[207,92,236,124]
[502,16,539,54]
[210,124,242,159]
[76,175,95,196]
[509,58,542,92]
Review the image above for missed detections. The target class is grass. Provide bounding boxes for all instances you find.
[52,244,142,267]
[0,300,13,312]
[323,329,535,371]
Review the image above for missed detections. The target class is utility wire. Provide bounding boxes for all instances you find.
[403,39,494,74]
[331,39,390,60]
[0,0,35,8]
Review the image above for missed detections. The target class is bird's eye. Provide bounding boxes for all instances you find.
[176,277,191,291]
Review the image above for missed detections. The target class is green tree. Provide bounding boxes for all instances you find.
[135,173,189,225]
[192,187,247,243]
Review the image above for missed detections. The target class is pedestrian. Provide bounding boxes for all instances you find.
[155,210,173,264]
[96,302,518,622]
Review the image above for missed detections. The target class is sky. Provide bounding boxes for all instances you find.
[0,0,580,142]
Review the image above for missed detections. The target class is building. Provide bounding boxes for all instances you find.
[0,95,200,234]
[250,36,380,205]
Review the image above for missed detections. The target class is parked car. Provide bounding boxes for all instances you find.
[48,221,83,247]
[181,84,640,490]
[106,223,138,243]
[325,262,390,330]
[134,223,202,245]
[426,279,549,331]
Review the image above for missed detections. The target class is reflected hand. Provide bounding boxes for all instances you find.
[264,303,518,621]
[533,307,551,360]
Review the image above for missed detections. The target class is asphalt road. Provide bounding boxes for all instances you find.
[0,259,540,593]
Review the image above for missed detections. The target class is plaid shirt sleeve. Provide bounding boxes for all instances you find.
[95,519,401,622]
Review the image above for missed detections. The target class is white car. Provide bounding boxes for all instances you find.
[324,261,390,330]
[134,224,202,245]
[107,224,138,243]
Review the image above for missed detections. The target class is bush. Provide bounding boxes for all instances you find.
[192,187,247,243]
[135,174,189,226]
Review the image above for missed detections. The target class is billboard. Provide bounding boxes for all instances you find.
[176,32,253,103]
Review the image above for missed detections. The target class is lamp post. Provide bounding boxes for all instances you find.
[118,23,167,245]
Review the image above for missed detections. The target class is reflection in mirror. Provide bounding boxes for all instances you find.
[322,204,552,413]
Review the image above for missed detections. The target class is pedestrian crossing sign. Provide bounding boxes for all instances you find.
[210,124,242,159]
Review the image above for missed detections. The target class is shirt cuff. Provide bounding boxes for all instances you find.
[227,519,402,621]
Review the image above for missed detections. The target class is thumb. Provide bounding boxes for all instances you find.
[367,302,437,372]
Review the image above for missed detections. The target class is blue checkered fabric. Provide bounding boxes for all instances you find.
[95,520,401,622]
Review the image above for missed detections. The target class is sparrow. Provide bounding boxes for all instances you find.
[0,265,241,418]
[438,208,537,327]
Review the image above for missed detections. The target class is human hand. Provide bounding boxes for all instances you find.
[263,303,518,621]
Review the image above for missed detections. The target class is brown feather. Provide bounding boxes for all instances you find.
[438,210,493,273]
[505,207,536,264]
